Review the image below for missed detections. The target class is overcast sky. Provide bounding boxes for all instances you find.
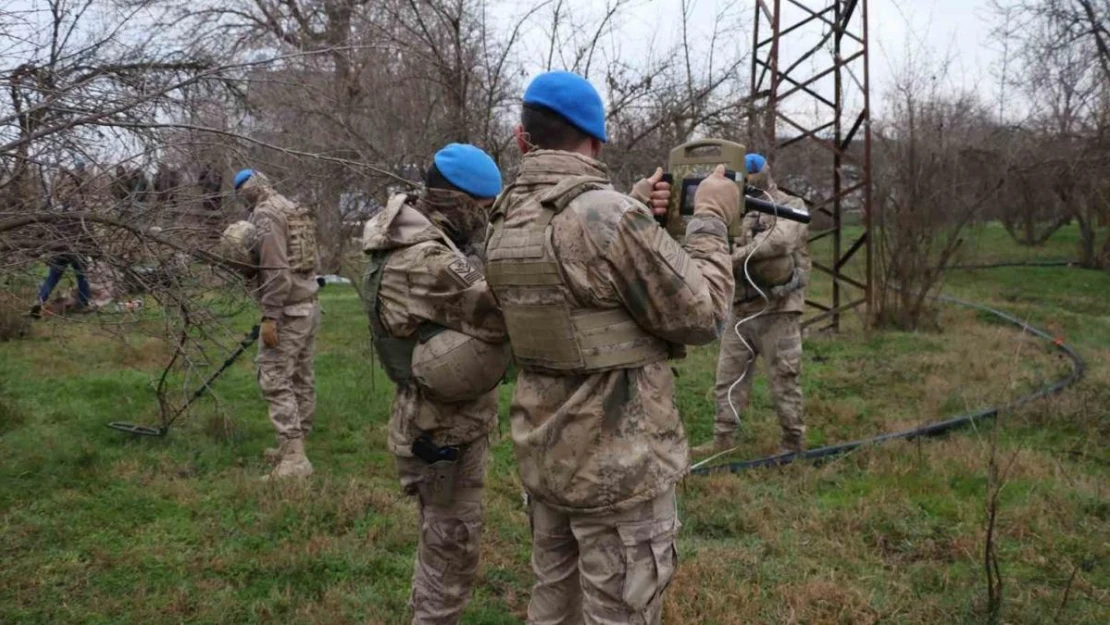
[867,0,1005,102]
[4,0,1010,121]
[510,0,1008,118]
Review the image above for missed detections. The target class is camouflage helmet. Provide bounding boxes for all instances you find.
[218,220,260,276]
[411,330,510,403]
[745,256,795,288]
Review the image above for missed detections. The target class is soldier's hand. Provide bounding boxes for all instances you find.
[631,167,671,218]
[694,165,740,226]
[261,318,279,348]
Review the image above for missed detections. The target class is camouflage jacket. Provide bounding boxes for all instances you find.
[490,151,734,514]
[732,188,810,314]
[362,194,507,456]
[240,176,320,319]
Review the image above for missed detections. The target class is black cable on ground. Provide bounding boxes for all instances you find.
[691,295,1087,475]
[948,259,1077,271]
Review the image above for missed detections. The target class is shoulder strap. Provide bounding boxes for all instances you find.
[538,175,610,213]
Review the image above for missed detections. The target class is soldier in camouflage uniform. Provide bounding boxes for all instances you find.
[694,154,811,457]
[485,71,738,625]
[234,169,321,479]
[361,144,507,625]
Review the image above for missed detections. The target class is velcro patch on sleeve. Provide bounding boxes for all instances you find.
[447,256,483,287]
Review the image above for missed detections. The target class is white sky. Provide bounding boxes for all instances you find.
[3,0,1010,120]
[510,0,1008,116]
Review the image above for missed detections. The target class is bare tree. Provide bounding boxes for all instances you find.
[531,0,750,188]
[0,1,271,428]
[872,60,1005,329]
[140,0,547,270]
[993,0,1110,266]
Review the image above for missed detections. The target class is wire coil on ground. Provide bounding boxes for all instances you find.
[691,295,1087,475]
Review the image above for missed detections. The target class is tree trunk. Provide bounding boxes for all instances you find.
[1078,213,1097,268]
[316,178,345,273]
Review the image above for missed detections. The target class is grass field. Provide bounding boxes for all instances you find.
[1,223,1107,624]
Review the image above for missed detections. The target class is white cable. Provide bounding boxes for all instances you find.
[691,188,782,472]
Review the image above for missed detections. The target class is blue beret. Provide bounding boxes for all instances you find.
[433,144,502,199]
[745,154,767,174]
[523,71,607,143]
[233,169,255,190]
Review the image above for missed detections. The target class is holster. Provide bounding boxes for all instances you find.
[418,459,459,507]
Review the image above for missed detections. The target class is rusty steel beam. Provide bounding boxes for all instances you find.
[748,0,873,331]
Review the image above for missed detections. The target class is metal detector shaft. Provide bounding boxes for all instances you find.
[107,324,260,436]
[177,324,261,412]
[744,195,811,224]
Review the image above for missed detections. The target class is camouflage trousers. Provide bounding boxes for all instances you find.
[396,434,490,625]
[256,301,320,441]
[713,310,805,446]
[526,487,679,625]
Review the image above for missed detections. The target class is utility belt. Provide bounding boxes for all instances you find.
[411,434,476,506]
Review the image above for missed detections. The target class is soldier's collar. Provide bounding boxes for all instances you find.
[519,150,610,180]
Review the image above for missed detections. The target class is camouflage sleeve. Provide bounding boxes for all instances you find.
[253,211,292,319]
[405,245,506,343]
[604,199,734,346]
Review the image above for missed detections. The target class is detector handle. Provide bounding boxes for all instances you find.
[744,195,811,224]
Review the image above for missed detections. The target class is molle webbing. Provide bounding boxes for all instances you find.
[285,207,318,273]
[485,181,669,374]
[257,203,317,273]
[484,209,558,286]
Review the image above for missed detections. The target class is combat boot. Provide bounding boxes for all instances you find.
[266,437,314,479]
[263,438,282,464]
[264,431,308,463]
[691,432,736,458]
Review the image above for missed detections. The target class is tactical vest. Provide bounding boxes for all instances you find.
[259,199,318,273]
[362,249,445,385]
[485,177,670,375]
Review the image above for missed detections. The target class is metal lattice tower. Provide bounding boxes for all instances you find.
[748,0,873,331]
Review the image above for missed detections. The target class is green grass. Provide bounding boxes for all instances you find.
[1,223,1108,624]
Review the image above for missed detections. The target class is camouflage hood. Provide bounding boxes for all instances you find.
[236,171,278,210]
[362,193,449,254]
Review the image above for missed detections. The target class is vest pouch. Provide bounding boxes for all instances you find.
[371,322,447,385]
[374,335,417,383]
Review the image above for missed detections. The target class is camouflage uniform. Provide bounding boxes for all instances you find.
[239,174,321,447]
[362,191,507,625]
[485,151,735,624]
[711,177,810,453]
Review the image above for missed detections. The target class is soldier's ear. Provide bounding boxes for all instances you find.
[589,138,603,160]
[515,125,531,155]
